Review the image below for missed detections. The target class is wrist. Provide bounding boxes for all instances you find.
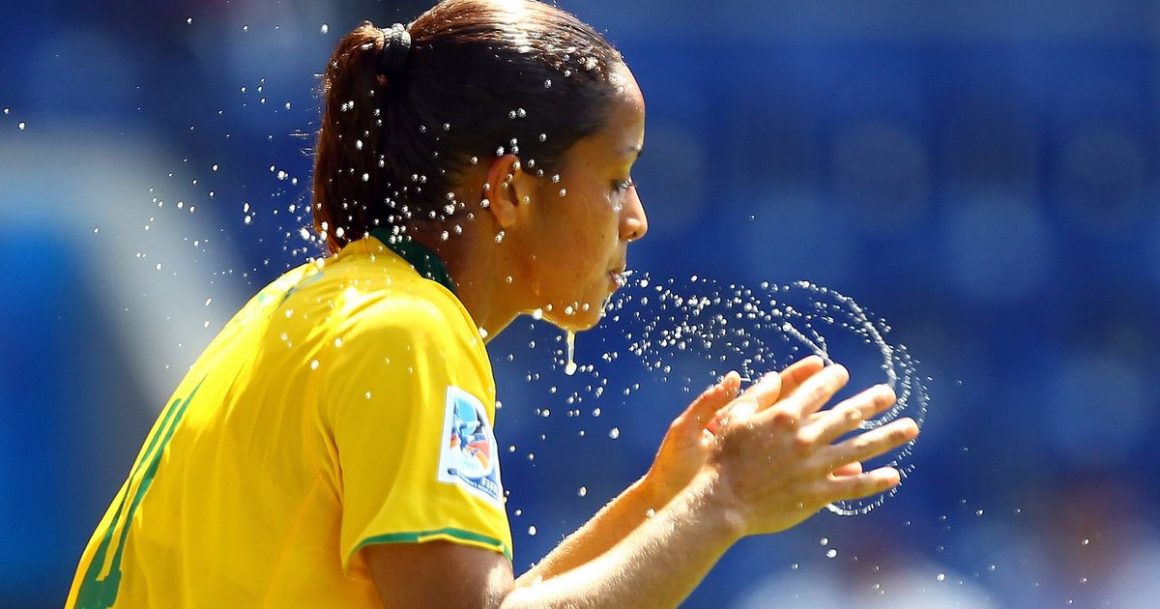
[685,468,747,544]
[632,472,670,516]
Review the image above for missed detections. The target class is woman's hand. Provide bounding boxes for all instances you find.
[705,363,919,537]
[643,356,827,506]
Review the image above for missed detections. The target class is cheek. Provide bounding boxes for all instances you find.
[574,204,619,270]
[547,190,617,254]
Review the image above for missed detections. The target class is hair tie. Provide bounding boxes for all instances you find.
[378,23,412,79]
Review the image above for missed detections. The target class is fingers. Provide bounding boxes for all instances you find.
[775,355,826,401]
[822,466,902,502]
[818,418,919,473]
[686,372,740,434]
[741,355,825,413]
[830,461,863,477]
[716,370,782,428]
[796,384,896,447]
[755,364,849,427]
[744,369,783,410]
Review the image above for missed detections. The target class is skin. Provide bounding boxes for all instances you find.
[418,65,647,338]
[366,64,920,608]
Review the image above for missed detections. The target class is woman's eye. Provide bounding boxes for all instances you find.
[612,178,635,193]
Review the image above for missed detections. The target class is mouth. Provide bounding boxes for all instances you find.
[609,268,633,289]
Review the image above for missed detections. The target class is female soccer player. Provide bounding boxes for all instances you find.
[67,1,918,607]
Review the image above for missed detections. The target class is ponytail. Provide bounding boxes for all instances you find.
[312,22,402,252]
[311,1,625,255]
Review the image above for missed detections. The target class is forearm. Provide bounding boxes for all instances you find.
[500,471,742,609]
[517,474,669,584]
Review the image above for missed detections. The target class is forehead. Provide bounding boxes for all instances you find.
[564,65,645,164]
[610,63,645,115]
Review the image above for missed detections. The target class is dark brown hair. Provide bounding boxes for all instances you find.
[312,0,624,253]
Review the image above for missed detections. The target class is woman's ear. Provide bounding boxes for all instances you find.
[483,154,536,229]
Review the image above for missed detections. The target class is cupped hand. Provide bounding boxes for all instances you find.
[644,356,827,505]
[706,363,919,536]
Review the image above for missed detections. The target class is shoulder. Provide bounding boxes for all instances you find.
[339,273,482,352]
[287,245,482,350]
[319,256,490,379]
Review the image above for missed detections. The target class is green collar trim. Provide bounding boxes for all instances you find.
[369,228,458,295]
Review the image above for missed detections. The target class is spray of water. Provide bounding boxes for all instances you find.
[556,272,928,515]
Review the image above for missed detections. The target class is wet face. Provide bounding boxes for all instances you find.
[517,64,648,330]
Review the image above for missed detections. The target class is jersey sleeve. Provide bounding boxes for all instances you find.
[322,294,511,574]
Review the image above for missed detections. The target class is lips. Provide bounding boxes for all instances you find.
[609,268,632,289]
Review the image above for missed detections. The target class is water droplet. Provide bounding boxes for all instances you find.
[608,427,620,439]
[17,122,26,131]
[936,573,946,582]
[825,549,838,558]
[527,526,537,536]
[310,359,320,370]
[321,23,329,34]
[563,329,577,373]
[577,486,587,497]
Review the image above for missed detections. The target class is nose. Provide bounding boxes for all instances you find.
[619,186,648,242]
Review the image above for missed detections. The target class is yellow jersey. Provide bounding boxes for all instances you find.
[67,231,512,608]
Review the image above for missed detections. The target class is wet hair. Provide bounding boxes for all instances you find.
[312,0,625,253]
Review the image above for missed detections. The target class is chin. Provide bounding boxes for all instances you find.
[544,308,603,332]
[543,296,608,331]
[539,278,618,331]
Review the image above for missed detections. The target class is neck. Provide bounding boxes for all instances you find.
[408,223,521,343]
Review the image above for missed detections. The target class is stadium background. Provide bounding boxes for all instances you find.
[2,1,1158,607]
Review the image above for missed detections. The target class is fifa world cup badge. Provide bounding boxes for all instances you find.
[437,386,503,505]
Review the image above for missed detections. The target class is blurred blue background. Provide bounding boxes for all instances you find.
[2,1,1158,607]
